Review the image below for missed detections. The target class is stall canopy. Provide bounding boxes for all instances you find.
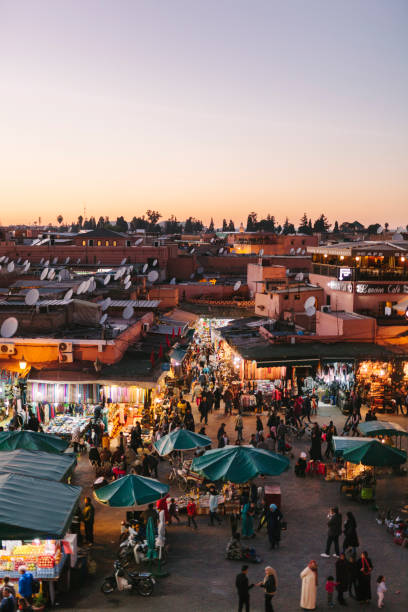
[0,431,69,453]
[154,430,211,456]
[333,437,370,458]
[358,421,408,438]
[343,439,407,467]
[94,474,169,508]
[191,445,290,483]
[0,449,76,482]
[0,473,81,539]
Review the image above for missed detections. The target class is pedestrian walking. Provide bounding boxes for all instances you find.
[321,506,342,557]
[343,511,359,554]
[310,423,322,461]
[235,565,254,612]
[256,566,278,612]
[325,575,337,608]
[209,488,221,525]
[168,498,180,524]
[235,414,244,442]
[186,498,198,529]
[266,504,283,549]
[356,551,373,603]
[300,560,318,610]
[335,552,349,605]
[82,496,95,545]
[376,575,387,608]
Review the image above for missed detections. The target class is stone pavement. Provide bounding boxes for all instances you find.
[61,402,408,612]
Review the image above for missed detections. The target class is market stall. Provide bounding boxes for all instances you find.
[0,473,81,605]
[0,449,76,482]
[356,361,394,411]
[44,414,92,440]
[358,420,408,447]
[0,430,69,453]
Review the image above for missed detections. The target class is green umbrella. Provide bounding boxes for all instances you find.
[343,439,407,467]
[94,474,169,508]
[154,430,211,456]
[191,445,290,483]
[0,430,69,454]
[146,516,158,560]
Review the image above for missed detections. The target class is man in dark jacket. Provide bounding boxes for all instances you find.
[336,552,349,605]
[235,565,254,612]
[82,497,95,545]
[321,506,342,557]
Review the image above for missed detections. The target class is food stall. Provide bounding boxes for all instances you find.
[0,473,81,605]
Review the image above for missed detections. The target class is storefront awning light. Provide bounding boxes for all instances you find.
[19,357,27,370]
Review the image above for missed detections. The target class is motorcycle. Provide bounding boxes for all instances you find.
[101,560,155,596]
[119,527,168,564]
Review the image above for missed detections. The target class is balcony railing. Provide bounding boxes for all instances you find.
[311,263,408,282]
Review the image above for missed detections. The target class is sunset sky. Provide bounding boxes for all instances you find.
[0,0,407,227]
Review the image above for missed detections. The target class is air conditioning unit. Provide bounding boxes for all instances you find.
[59,353,73,363]
[321,305,331,313]
[0,344,15,354]
[59,342,73,352]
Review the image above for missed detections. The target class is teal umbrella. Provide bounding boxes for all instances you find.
[146,516,157,560]
[0,431,69,454]
[94,474,169,508]
[154,430,211,456]
[343,439,407,467]
[191,445,290,483]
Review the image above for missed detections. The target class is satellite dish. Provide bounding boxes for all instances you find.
[304,296,316,309]
[124,280,131,290]
[101,297,111,311]
[58,268,70,281]
[210,238,215,243]
[100,313,108,324]
[24,262,31,272]
[25,289,39,306]
[218,247,224,254]
[1,317,18,338]
[377,225,384,234]
[97,260,101,265]
[170,277,176,285]
[48,269,56,280]
[17,258,22,264]
[123,305,134,320]
[64,289,73,301]
[104,274,111,285]
[40,258,44,265]
[114,269,121,280]
[142,263,148,273]
[259,248,264,257]
[40,268,48,280]
[152,259,158,267]
[296,247,302,254]
[301,249,306,254]
[233,281,241,292]
[77,258,81,264]
[44,260,50,267]
[147,270,159,283]
[290,248,295,255]
[7,262,15,273]
[0,256,4,263]
[53,257,58,264]
[190,272,195,280]
[189,248,195,254]
[120,258,127,265]
[384,306,392,316]
[135,238,143,246]
[197,266,204,274]
[4,257,8,263]
[392,232,403,242]
[77,281,87,295]
[83,279,91,292]
[65,256,70,264]
[124,274,131,284]
[305,306,316,317]
[295,272,304,281]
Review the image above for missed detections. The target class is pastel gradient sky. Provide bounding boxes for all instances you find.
[0,0,407,227]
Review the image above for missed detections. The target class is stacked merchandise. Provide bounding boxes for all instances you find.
[45,415,91,438]
[0,540,65,578]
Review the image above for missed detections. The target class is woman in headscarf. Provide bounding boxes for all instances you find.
[241,501,255,539]
[356,550,373,603]
[343,511,359,555]
[310,424,322,461]
[267,503,283,549]
[300,560,318,610]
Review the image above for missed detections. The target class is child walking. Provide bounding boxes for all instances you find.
[377,575,387,608]
[325,575,337,608]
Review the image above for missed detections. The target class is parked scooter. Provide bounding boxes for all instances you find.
[101,560,155,596]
